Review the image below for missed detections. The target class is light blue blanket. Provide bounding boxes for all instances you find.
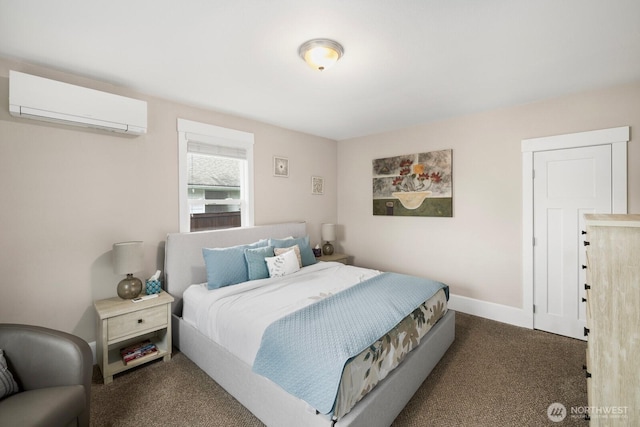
[252,272,449,415]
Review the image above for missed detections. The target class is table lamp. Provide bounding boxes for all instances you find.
[113,241,144,299]
[321,223,336,255]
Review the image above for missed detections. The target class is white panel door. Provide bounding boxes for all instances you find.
[533,145,611,340]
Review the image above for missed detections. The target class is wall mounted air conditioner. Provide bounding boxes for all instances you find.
[9,70,147,135]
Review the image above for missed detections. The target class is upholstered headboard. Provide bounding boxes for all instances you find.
[164,222,307,316]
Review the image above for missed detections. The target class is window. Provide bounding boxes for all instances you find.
[177,119,254,232]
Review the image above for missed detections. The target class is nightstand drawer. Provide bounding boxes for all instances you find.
[107,305,167,341]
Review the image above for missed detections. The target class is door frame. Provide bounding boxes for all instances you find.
[521,126,629,329]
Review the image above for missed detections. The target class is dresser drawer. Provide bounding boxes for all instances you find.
[107,305,167,342]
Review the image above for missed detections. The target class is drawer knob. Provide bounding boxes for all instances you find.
[584,327,590,336]
[584,284,591,290]
[138,319,143,324]
[586,371,592,378]
[583,241,590,246]
[581,264,587,269]
[582,297,587,303]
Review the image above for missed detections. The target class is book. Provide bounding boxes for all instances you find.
[122,343,156,360]
[123,347,158,365]
[120,340,158,364]
[124,348,159,365]
[120,339,153,357]
[122,346,158,364]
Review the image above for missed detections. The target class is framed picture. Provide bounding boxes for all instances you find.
[273,156,289,177]
[311,176,324,195]
[372,149,453,217]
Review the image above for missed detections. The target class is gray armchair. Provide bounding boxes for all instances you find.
[0,324,92,427]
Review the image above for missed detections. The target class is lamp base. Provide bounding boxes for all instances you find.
[117,274,143,299]
[322,242,334,256]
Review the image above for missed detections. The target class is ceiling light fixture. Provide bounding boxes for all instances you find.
[298,39,344,71]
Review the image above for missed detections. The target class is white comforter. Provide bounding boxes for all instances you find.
[183,261,381,367]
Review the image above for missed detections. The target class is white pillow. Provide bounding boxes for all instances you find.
[274,245,302,267]
[265,249,301,278]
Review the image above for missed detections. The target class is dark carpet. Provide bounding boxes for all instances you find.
[91,312,587,426]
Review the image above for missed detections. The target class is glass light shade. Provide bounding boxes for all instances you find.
[304,46,339,70]
[299,39,344,71]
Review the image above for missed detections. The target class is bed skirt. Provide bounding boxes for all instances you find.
[173,309,455,427]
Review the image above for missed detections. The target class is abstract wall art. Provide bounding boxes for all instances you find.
[372,149,453,217]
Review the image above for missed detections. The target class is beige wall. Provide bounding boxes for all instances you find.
[0,57,337,342]
[1,54,638,344]
[337,81,640,311]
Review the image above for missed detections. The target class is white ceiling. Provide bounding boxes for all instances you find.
[1,0,639,141]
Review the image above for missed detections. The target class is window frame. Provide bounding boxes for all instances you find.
[177,118,255,232]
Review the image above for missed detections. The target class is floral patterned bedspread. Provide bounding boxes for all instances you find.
[333,287,448,419]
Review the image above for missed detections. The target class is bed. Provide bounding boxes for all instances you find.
[165,222,455,427]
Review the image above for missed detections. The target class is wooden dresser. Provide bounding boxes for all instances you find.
[584,214,640,425]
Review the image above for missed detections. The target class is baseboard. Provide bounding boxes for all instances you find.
[448,294,532,329]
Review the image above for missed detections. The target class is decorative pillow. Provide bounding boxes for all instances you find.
[244,246,275,281]
[203,240,268,289]
[269,236,317,267]
[274,245,302,268]
[265,249,301,278]
[0,349,19,399]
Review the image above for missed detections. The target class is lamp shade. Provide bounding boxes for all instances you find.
[112,241,144,275]
[321,223,336,242]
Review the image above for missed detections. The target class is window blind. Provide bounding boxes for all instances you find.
[186,133,248,160]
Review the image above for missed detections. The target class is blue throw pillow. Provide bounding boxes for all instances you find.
[268,236,317,267]
[203,240,268,289]
[245,246,275,281]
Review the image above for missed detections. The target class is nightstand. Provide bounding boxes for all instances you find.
[317,253,349,264]
[94,291,174,384]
